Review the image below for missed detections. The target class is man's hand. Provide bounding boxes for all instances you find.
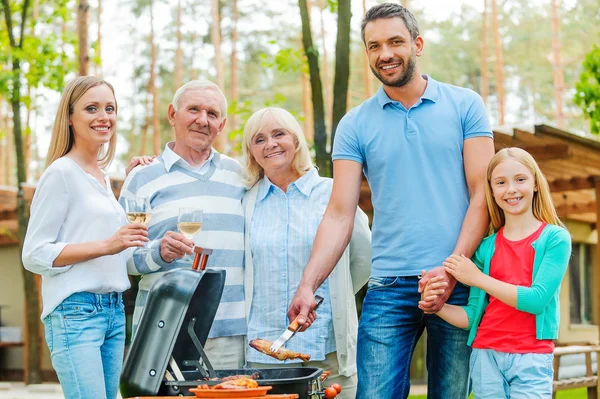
[443,254,483,287]
[417,266,456,312]
[159,231,194,263]
[126,155,156,176]
[287,284,318,332]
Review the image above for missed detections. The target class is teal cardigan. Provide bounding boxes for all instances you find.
[462,224,572,346]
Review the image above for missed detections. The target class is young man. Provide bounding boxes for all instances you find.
[288,3,495,398]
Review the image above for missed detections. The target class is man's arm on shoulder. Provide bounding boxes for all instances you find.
[288,159,363,328]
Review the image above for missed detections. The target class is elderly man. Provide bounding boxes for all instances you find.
[120,80,246,368]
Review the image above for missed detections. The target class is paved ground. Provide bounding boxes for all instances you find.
[0,382,428,398]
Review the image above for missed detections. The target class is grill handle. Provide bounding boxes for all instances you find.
[192,247,213,271]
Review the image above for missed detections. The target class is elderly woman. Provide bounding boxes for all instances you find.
[242,107,371,398]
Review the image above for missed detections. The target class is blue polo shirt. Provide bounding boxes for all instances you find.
[332,75,493,277]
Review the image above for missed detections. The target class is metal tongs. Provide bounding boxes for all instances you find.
[269,295,324,353]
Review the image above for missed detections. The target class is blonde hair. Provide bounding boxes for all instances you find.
[486,147,563,232]
[46,76,118,169]
[242,107,313,186]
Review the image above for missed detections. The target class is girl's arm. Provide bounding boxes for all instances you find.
[515,229,571,314]
[418,276,469,328]
[444,254,518,307]
[444,229,572,314]
[436,304,470,329]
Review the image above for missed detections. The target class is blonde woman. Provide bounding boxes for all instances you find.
[242,107,372,398]
[22,76,148,399]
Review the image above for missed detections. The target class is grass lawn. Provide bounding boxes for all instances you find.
[407,388,588,399]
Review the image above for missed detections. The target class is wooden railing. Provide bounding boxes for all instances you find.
[553,345,600,399]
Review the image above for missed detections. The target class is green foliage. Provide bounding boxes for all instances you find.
[260,47,305,73]
[574,45,600,134]
[0,0,71,98]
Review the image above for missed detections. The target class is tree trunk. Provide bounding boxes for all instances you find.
[480,0,489,104]
[77,0,90,76]
[149,1,161,155]
[175,0,183,90]
[96,0,102,77]
[362,0,373,98]
[299,0,327,173]
[550,0,565,128]
[25,87,32,171]
[318,0,332,132]
[491,0,505,125]
[1,0,43,383]
[330,0,351,177]
[301,67,314,142]
[229,0,239,136]
[0,101,5,185]
[402,0,409,8]
[211,0,226,152]
[5,105,13,187]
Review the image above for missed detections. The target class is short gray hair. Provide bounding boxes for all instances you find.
[171,80,228,119]
[361,3,420,45]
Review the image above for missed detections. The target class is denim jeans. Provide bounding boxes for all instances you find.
[43,292,125,399]
[357,276,471,399]
[470,349,554,398]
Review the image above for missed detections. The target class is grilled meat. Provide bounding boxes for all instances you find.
[249,338,311,362]
[198,377,259,389]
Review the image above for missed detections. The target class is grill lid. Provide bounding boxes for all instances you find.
[120,268,226,397]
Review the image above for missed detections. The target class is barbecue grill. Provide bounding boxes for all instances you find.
[120,257,330,398]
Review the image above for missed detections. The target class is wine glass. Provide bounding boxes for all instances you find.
[177,208,203,261]
[124,196,152,252]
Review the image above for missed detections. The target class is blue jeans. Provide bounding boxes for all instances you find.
[357,276,471,399]
[43,292,125,399]
[470,349,553,398]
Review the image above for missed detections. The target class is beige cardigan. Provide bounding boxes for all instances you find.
[242,183,372,376]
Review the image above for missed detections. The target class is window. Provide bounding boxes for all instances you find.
[569,242,593,325]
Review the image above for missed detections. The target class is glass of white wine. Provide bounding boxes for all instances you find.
[177,208,203,261]
[124,196,152,252]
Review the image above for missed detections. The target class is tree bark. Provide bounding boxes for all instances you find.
[550,0,565,128]
[318,0,332,132]
[362,0,373,98]
[229,0,239,136]
[330,0,351,177]
[402,0,410,8]
[0,101,4,185]
[96,0,102,77]
[1,0,43,384]
[6,105,13,187]
[149,1,161,155]
[480,0,489,104]
[299,0,327,173]
[77,0,90,76]
[211,0,226,152]
[175,0,183,90]
[491,0,505,125]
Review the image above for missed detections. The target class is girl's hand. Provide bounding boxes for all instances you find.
[105,223,149,254]
[443,254,482,287]
[126,155,156,176]
[418,275,448,314]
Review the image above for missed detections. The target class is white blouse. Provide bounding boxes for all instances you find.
[23,157,130,319]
